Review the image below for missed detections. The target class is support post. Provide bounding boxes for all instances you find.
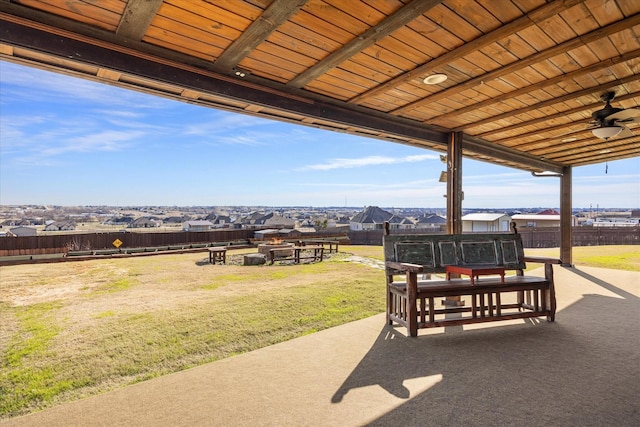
[445,132,464,307]
[446,132,463,234]
[560,166,573,266]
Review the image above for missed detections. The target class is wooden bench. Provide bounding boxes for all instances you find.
[269,245,324,264]
[304,240,340,253]
[383,222,561,337]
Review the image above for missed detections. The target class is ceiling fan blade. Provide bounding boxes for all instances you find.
[614,117,640,124]
[606,108,640,121]
[618,126,634,138]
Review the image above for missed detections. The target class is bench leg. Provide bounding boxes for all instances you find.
[386,283,394,325]
[471,294,477,318]
[407,272,418,337]
[545,263,556,322]
[488,292,494,317]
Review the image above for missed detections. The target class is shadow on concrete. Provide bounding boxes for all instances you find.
[333,268,639,426]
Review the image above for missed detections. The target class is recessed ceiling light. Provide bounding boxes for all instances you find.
[423,74,447,85]
[232,68,250,78]
[562,137,577,142]
[599,149,612,154]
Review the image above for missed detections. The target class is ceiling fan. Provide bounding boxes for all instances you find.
[589,91,640,139]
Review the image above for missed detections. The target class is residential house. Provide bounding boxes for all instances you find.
[237,212,265,228]
[182,220,213,232]
[415,214,446,231]
[261,213,296,229]
[511,214,561,228]
[105,216,134,226]
[10,225,37,236]
[593,217,639,227]
[129,217,159,228]
[349,206,393,231]
[536,209,560,215]
[511,209,578,228]
[327,216,350,229]
[164,216,189,224]
[44,221,76,231]
[462,213,511,232]
[210,215,232,228]
[387,214,414,230]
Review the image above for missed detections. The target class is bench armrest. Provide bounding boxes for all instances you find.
[385,261,424,273]
[523,256,562,265]
[522,256,560,289]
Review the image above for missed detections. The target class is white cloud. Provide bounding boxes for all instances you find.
[297,153,438,171]
[183,113,274,136]
[46,130,146,155]
[3,125,147,167]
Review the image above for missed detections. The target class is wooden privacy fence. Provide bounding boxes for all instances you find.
[0,229,350,257]
[1,227,637,257]
[0,229,255,256]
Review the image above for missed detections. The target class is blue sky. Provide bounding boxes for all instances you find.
[1,60,638,209]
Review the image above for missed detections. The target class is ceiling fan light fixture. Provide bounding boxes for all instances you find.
[592,126,622,139]
[423,74,447,85]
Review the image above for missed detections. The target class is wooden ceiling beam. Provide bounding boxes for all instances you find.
[550,142,640,164]
[349,0,587,104]
[461,135,564,173]
[213,0,308,73]
[533,136,638,157]
[116,0,163,40]
[391,14,640,116]
[430,49,640,126]
[288,0,443,89]
[474,77,640,140]
[479,88,640,143]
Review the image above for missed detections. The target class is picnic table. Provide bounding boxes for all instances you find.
[208,247,227,264]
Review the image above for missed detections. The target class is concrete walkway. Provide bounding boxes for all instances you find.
[5,266,639,427]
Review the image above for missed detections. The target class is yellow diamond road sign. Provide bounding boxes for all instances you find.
[113,238,123,248]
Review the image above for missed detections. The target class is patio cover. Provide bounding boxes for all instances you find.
[1,0,639,264]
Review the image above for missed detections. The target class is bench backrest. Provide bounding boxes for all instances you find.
[383,231,526,274]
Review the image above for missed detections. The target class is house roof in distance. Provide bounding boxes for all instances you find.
[350,206,393,224]
[462,213,510,221]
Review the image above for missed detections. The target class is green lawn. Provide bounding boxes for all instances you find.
[522,245,640,271]
[0,251,384,418]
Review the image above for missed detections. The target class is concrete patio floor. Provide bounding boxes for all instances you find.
[4,265,639,427]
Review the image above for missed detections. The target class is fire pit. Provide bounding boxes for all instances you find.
[257,240,295,258]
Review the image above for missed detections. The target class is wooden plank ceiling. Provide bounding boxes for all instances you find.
[1,0,639,174]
